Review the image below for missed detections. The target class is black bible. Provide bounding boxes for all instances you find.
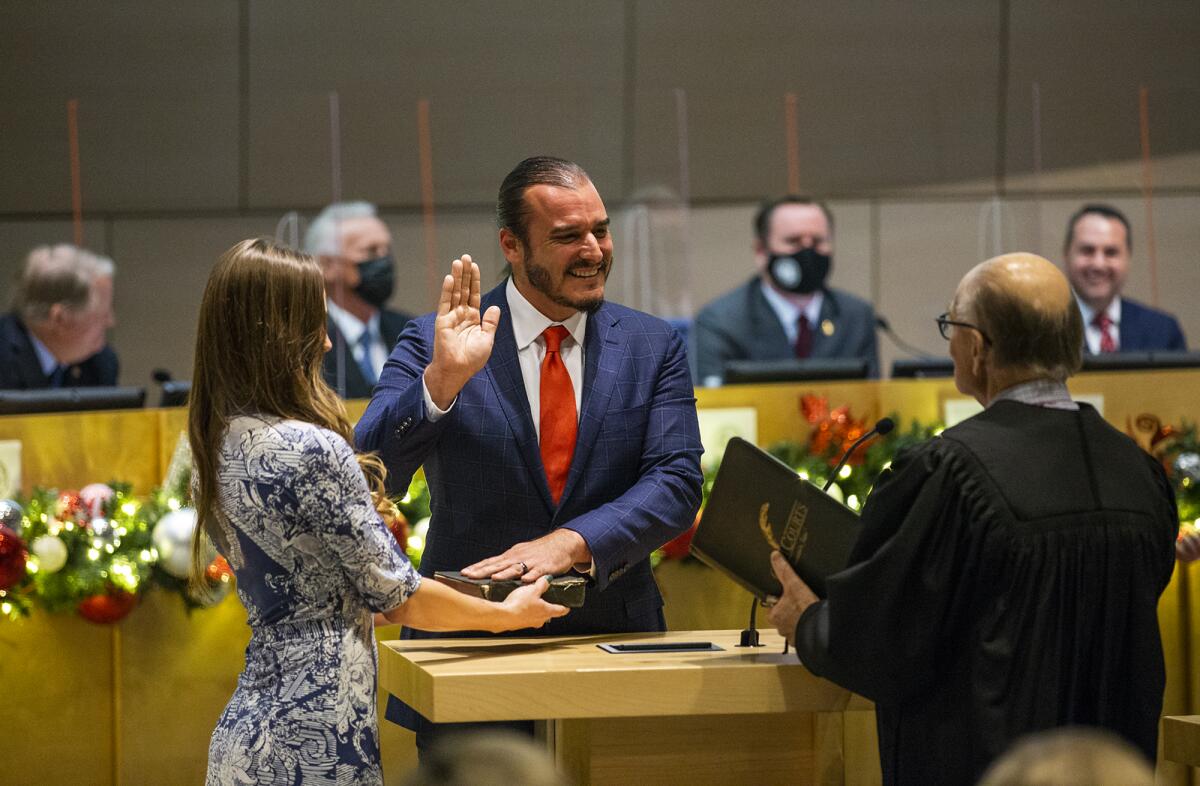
[690,437,862,599]
[433,571,588,608]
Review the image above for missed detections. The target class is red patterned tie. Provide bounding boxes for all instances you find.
[794,315,813,359]
[539,326,577,504]
[1094,312,1117,353]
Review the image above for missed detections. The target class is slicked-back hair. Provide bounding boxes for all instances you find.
[1063,204,1132,253]
[496,156,590,248]
[753,195,835,245]
[967,275,1084,381]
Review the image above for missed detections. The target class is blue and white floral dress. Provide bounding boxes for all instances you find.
[205,415,421,786]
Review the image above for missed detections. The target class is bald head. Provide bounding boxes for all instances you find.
[954,253,1083,381]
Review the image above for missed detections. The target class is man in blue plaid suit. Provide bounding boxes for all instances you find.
[355,156,704,750]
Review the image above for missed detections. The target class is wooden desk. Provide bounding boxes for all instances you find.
[1164,715,1200,767]
[379,629,880,785]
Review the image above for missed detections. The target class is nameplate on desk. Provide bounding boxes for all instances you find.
[0,440,19,498]
[697,407,758,464]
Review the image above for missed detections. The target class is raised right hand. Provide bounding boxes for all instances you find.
[424,255,502,409]
[500,576,570,630]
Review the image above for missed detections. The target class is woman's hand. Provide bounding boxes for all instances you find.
[498,576,570,631]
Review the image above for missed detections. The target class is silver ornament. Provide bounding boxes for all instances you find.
[1175,452,1200,484]
[152,508,198,579]
[0,499,23,530]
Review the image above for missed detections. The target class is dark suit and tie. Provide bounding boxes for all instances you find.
[356,276,704,741]
[322,308,411,399]
[0,313,119,390]
[357,159,703,750]
[691,278,880,383]
[1089,296,1190,355]
[357,279,702,617]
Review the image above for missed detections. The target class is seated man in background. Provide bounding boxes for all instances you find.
[304,201,412,398]
[0,244,118,389]
[1064,203,1186,352]
[690,195,878,385]
[768,253,1177,785]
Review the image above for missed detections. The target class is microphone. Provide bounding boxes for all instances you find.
[875,315,939,359]
[823,417,895,493]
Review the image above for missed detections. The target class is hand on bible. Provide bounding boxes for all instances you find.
[462,529,592,583]
[424,255,502,409]
[766,550,819,647]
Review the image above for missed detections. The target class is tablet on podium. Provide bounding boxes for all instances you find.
[690,437,862,598]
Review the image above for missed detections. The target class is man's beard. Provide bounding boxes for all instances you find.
[525,254,612,315]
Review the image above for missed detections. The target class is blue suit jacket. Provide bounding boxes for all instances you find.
[355,282,704,633]
[1117,297,1187,351]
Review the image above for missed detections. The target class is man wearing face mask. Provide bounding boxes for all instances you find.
[304,201,412,399]
[691,196,879,385]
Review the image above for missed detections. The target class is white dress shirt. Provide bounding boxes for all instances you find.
[327,300,387,380]
[1075,295,1121,355]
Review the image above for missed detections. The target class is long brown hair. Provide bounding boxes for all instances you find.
[188,238,392,595]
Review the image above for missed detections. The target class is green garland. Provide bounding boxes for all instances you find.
[765,418,941,512]
[1151,422,1200,528]
[0,483,194,621]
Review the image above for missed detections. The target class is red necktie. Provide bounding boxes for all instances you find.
[1094,312,1117,353]
[794,315,813,359]
[539,326,577,504]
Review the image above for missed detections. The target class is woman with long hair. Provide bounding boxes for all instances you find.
[190,238,566,785]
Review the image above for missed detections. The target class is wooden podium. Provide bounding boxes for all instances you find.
[379,629,880,785]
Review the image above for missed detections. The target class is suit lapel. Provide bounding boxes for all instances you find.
[810,291,837,356]
[483,286,555,510]
[1118,300,1141,351]
[324,317,370,397]
[749,283,792,357]
[2,316,51,389]
[559,304,624,507]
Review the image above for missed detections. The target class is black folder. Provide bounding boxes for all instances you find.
[690,437,862,599]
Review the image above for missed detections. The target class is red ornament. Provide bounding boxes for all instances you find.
[0,524,27,590]
[387,511,410,548]
[56,490,85,521]
[660,511,701,561]
[205,555,233,584]
[77,587,138,624]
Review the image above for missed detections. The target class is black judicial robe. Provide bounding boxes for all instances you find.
[794,400,1177,785]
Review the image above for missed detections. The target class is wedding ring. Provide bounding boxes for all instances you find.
[517,561,528,575]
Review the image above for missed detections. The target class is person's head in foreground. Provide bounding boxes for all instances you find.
[977,726,1153,786]
[942,252,1083,406]
[402,730,569,786]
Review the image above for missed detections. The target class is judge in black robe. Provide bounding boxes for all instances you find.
[768,253,1179,785]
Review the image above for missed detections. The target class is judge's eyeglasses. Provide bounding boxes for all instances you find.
[936,312,992,345]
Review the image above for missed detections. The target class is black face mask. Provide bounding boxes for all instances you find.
[766,247,831,295]
[354,254,395,308]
